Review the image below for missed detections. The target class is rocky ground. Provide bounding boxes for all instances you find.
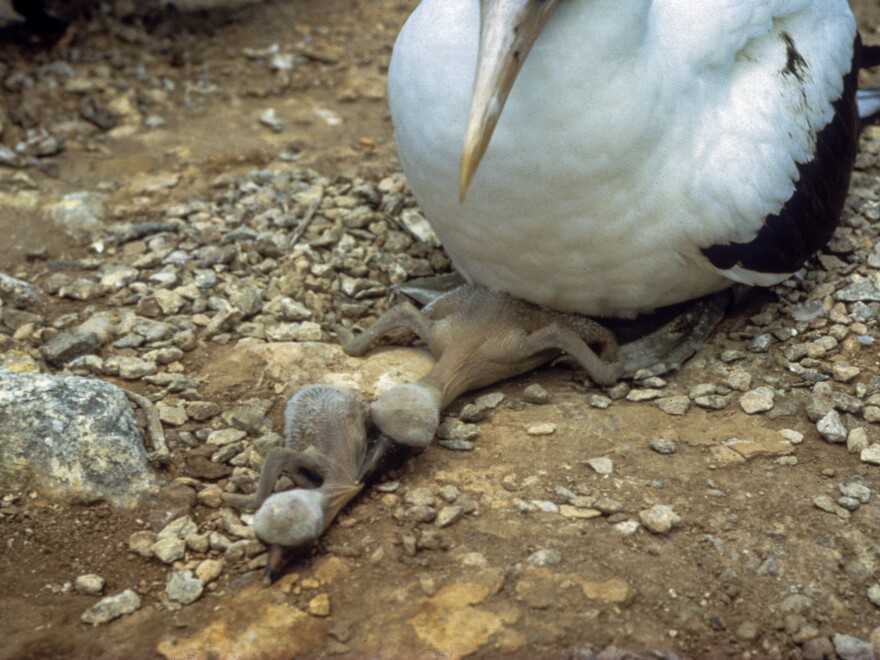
[3,1,880,658]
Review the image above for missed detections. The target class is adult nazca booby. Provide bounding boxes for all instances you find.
[387,0,860,319]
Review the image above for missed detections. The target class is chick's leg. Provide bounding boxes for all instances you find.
[337,301,435,356]
[223,448,323,510]
[515,323,623,386]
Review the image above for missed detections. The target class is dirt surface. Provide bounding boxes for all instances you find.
[3,2,880,658]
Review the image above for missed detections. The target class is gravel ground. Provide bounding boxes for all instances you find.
[3,2,880,658]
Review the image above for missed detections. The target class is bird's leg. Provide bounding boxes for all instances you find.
[223,448,324,510]
[337,301,436,356]
[513,323,623,386]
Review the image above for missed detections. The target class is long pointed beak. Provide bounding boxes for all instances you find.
[459,0,561,201]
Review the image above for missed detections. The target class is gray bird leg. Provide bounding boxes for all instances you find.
[512,323,623,386]
[337,301,436,356]
[224,447,324,510]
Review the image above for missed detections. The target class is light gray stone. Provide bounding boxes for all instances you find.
[81,589,141,625]
[165,570,204,605]
[739,387,775,414]
[585,457,613,475]
[0,369,160,505]
[860,444,880,465]
[152,537,186,564]
[656,395,690,416]
[639,504,681,534]
[648,437,677,454]
[50,191,106,244]
[817,410,847,444]
[435,505,464,528]
[74,574,105,596]
[833,633,874,660]
[527,549,562,567]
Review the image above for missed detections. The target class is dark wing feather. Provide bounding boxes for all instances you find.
[702,36,860,276]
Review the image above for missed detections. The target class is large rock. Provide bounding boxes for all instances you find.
[0,369,161,505]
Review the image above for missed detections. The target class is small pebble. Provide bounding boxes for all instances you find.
[837,496,862,511]
[127,530,156,558]
[152,538,186,564]
[868,584,880,608]
[197,484,225,508]
[694,394,730,410]
[606,383,629,400]
[738,387,775,414]
[861,444,880,465]
[308,593,331,617]
[74,574,105,596]
[436,418,480,442]
[736,621,759,641]
[639,504,681,534]
[207,428,247,446]
[847,428,870,454]
[195,559,224,584]
[833,633,874,660]
[523,384,549,404]
[832,364,861,383]
[840,481,872,503]
[526,422,557,436]
[459,391,504,422]
[614,520,640,536]
[588,394,612,409]
[438,439,475,451]
[779,429,804,445]
[81,589,141,625]
[585,457,613,475]
[528,549,562,567]
[648,437,677,454]
[437,485,460,502]
[626,388,663,402]
[166,570,204,605]
[656,396,690,416]
[559,505,602,519]
[435,505,464,528]
[812,495,837,513]
[404,488,436,508]
[531,500,559,513]
[817,410,847,444]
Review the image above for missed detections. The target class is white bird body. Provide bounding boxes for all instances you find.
[388,0,858,317]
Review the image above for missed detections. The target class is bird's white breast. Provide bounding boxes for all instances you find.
[388,0,856,316]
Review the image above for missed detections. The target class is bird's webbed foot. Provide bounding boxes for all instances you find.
[337,301,437,356]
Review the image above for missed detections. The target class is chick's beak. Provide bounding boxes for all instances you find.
[459,0,560,201]
[263,545,289,585]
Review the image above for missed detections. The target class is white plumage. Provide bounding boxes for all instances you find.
[388,0,857,317]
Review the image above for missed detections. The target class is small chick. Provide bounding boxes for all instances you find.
[338,285,622,447]
[224,384,390,582]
